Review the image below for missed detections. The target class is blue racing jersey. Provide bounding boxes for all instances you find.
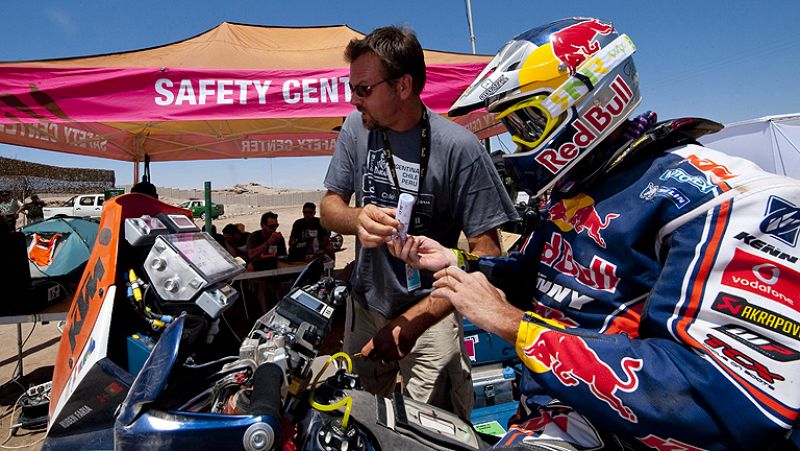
[480,142,800,450]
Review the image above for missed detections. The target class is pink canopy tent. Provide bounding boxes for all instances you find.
[0,22,504,179]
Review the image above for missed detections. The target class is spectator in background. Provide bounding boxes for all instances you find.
[16,194,45,224]
[0,190,22,230]
[202,224,225,247]
[246,211,288,313]
[247,212,286,262]
[289,202,335,262]
[222,223,250,261]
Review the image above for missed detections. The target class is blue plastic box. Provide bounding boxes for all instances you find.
[463,320,518,365]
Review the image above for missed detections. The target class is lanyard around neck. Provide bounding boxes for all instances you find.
[381,107,431,196]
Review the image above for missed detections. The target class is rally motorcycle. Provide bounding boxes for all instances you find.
[42,193,494,450]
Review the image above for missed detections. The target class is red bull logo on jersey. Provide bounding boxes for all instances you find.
[534,75,634,174]
[548,194,619,248]
[522,329,642,422]
[541,232,620,292]
[550,19,614,75]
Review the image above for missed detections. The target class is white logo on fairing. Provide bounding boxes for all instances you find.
[753,263,780,285]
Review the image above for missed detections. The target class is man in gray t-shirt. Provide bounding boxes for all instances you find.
[321,25,518,420]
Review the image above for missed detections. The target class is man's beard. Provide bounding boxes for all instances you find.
[358,107,378,130]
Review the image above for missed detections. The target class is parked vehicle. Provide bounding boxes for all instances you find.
[42,194,104,219]
[177,198,224,219]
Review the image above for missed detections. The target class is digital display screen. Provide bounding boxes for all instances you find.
[165,233,242,281]
[167,214,197,230]
[292,289,326,314]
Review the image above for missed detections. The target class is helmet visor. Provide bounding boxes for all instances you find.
[497,95,564,149]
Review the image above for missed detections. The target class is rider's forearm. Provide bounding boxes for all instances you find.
[401,295,455,335]
[466,228,503,257]
[320,191,361,235]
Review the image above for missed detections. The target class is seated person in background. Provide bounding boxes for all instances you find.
[202,224,225,247]
[288,202,335,262]
[16,194,45,224]
[246,211,287,313]
[222,223,250,261]
[246,211,287,269]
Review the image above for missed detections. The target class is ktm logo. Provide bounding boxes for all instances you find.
[686,154,735,181]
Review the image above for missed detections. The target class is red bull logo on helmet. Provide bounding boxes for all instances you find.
[522,329,642,422]
[534,75,634,174]
[548,193,619,248]
[550,19,614,75]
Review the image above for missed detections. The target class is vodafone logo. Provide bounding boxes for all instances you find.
[752,263,779,285]
[722,248,800,312]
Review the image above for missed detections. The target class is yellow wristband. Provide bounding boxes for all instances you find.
[451,248,467,271]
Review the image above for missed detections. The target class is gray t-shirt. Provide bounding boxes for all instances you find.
[324,107,518,318]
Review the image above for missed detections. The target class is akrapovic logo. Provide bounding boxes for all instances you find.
[712,292,800,342]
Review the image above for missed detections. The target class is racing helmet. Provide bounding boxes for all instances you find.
[450,18,640,197]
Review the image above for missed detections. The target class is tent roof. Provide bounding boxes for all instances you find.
[699,112,800,178]
[713,112,800,128]
[0,22,491,69]
[0,22,503,165]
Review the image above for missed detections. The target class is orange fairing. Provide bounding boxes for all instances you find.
[49,194,189,417]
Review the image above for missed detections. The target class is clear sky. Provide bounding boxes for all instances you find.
[2,1,798,189]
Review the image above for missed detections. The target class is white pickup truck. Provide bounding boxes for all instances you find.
[43,194,105,219]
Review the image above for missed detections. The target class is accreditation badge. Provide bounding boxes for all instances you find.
[406,264,421,292]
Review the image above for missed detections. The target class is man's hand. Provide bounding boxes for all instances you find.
[357,204,399,249]
[387,235,456,272]
[432,266,522,344]
[267,231,283,245]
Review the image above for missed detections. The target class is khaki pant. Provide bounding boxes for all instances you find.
[343,296,474,421]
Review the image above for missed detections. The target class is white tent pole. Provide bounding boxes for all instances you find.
[465,0,477,55]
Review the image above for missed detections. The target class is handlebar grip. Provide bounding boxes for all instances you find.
[249,362,284,418]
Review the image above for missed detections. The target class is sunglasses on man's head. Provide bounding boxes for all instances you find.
[349,78,392,98]
[266,223,279,229]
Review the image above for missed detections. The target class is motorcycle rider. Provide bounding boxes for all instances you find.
[390,17,800,450]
